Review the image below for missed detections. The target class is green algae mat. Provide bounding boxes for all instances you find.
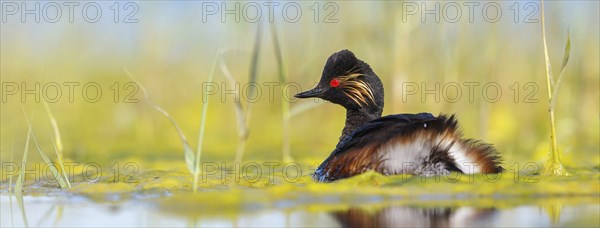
[2,161,598,227]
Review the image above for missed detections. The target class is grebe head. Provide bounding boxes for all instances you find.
[294,49,384,113]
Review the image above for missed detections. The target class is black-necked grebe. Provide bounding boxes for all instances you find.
[295,49,503,182]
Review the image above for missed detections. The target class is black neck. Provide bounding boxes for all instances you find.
[339,108,382,141]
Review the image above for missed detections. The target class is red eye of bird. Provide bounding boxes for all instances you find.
[330,79,340,87]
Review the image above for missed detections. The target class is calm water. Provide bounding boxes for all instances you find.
[1,195,598,227]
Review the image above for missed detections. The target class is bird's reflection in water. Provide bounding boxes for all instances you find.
[331,206,497,227]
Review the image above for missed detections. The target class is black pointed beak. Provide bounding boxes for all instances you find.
[295,87,324,98]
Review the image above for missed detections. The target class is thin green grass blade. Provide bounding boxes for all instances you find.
[219,53,249,163]
[183,144,195,173]
[247,23,263,98]
[27,124,69,189]
[540,0,555,93]
[559,30,571,74]
[270,23,286,83]
[193,51,220,193]
[9,186,14,226]
[9,140,14,193]
[219,53,248,138]
[43,101,72,188]
[124,68,195,173]
[9,139,15,226]
[50,135,71,188]
[42,101,63,157]
[16,128,31,227]
[234,23,263,163]
[550,31,571,109]
[243,23,263,125]
[35,136,68,188]
[271,23,293,161]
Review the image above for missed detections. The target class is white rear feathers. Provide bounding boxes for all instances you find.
[377,133,482,175]
[378,137,432,175]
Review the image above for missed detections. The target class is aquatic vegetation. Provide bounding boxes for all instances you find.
[125,57,220,193]
[19,161,596,199]
[236,24,263,164]
[125,68,196,174]
[15,128,31,227]
[42,102,63,159]
[540,0,571,176]
[193,53,220,193]
[4,158,598,226]
[8,140,15,226]
[271,23,324,162]
[22,110,70,189]
[270,23,292,162]
[45,161,594,216]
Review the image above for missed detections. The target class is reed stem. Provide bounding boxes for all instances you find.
[540,0,569,176]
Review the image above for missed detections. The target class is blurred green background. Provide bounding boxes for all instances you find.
[1,1,598,168]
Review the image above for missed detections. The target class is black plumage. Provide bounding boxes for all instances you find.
[295,50,503,182]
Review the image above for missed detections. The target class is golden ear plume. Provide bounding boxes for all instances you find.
[337,73,375,107]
